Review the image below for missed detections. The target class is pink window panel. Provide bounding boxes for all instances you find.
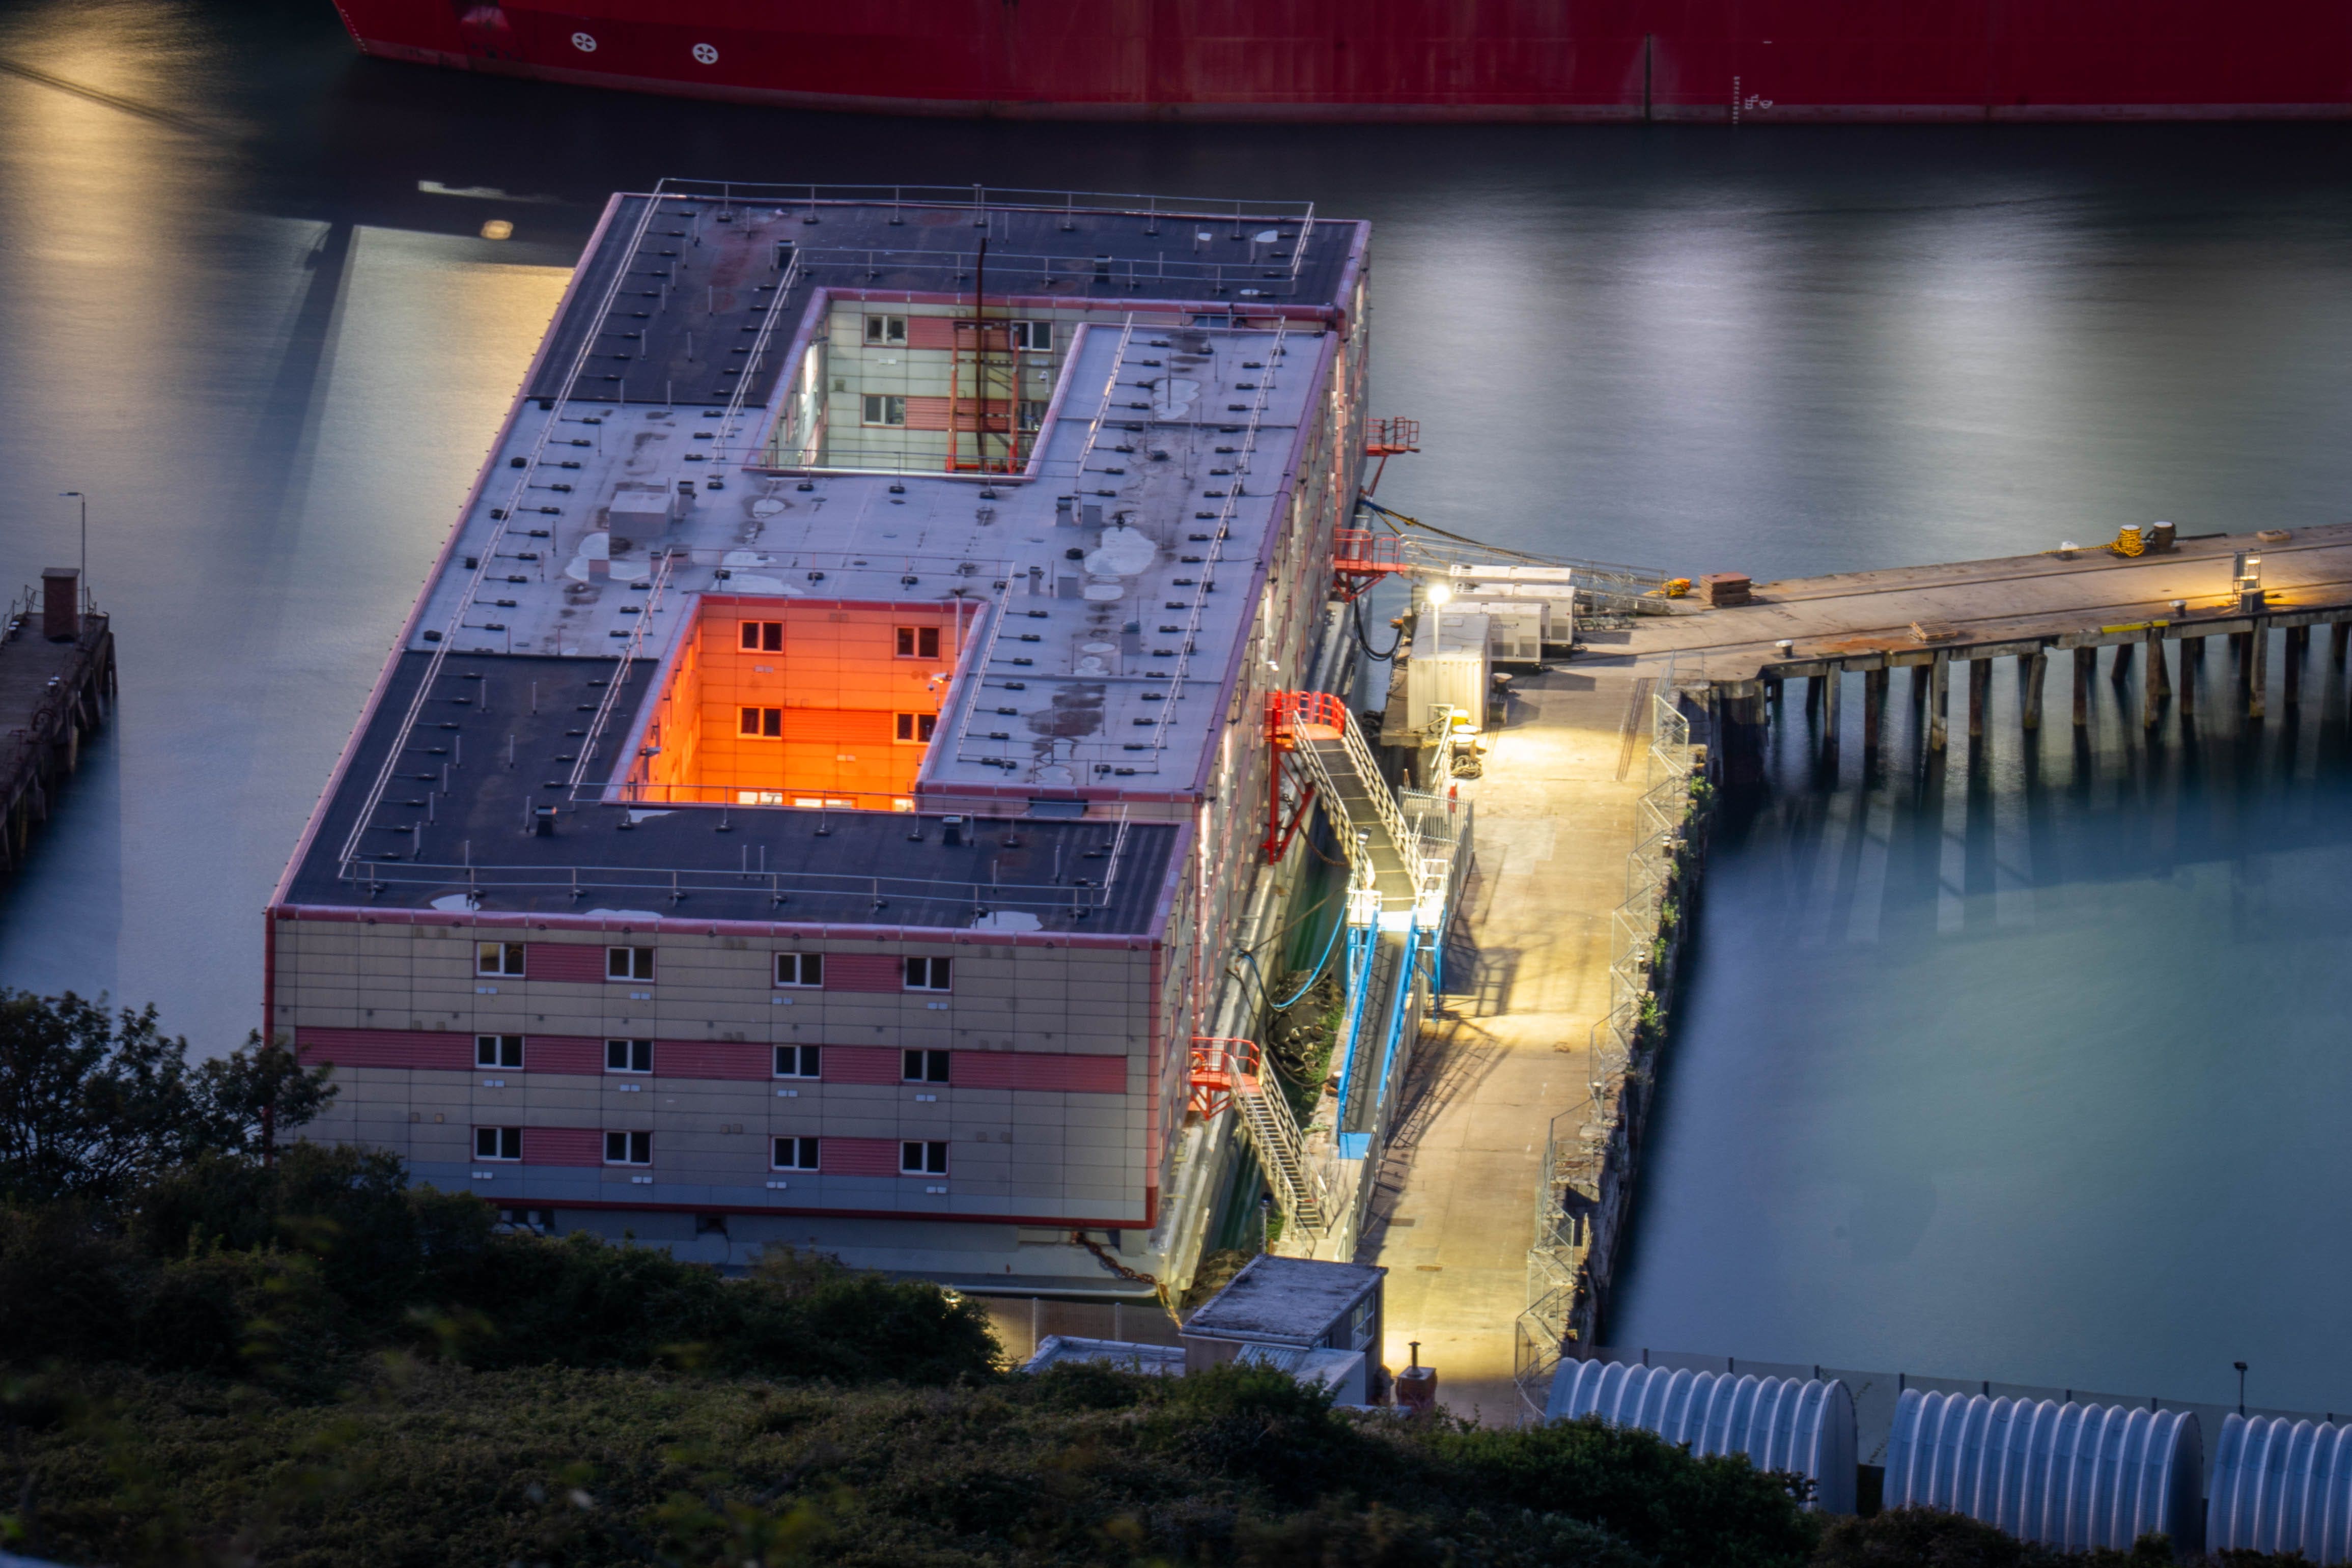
[526,1036,604,1075]
[820,1046,903,1084]
[953,1051,1128,1094]
[905,316,958,351]
[525,942,610,983]
[823,955,904,993]
[902,395,951,432]
[521,1127,604,1167]
[295,1028,469,1071]
[821,1136,905,1177]
[655,1041,770,1080]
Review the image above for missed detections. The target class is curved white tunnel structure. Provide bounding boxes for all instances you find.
[2210,1413,2352,1562]
[1547,1360,1858,1513]
[1884,1389,2202,1554]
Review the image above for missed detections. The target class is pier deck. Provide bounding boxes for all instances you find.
[1615,522,2352,686]
[1,608,115,876]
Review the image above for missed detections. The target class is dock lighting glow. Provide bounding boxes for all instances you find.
[2233,551,2264,610]
[480,219,514,241]
[1425,583,1452,608]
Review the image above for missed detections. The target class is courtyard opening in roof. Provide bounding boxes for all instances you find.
[620,594,966,812]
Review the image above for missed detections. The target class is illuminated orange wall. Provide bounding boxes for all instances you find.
[639,598,963,807]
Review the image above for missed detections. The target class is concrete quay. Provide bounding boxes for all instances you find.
[1361,656,1672,1424]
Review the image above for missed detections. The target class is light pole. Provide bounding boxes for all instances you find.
[57,492,85,608]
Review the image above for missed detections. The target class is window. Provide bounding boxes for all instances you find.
[605,1130,652,1165]
[902,1048,950,1084]
[606,946,655,981]
[894,712,937,743]
[740,620,783,652]
[774,1044,822,1078]
[475,942,524,977]
[905,957,953,992]
[606,1038,653,1074]
[773,1135,820,1171]
[475,1034,523,1070]
[1012,319,1052,351]
[695,1213,729,1237]
[739,706,782,738]
[474,1127,522,1161]
[774,953,824,988]
[1018,399,1049,433]
[893,626,940,660]
[862,393,906,426]
[864,314,907,345]
[901,1140,948,1175]
[737,790,785,805]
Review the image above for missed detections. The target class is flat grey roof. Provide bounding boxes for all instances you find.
[284,652,1177,932]
[1182,1255,1384,1344]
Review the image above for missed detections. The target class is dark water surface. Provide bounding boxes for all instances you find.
[3,0,2349,1409]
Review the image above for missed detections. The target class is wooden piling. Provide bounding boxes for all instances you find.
[2333,621,2348,666]
[2248,626,2267,719]
[2072,648,2093,727]
[1967,658,1989,740]
[2143,631,2165,729]
[2022,650,2047,731]
[2285,626,2308,705]
[1864,667,1888,753]
[1929,654,1950,751]
[1822,668,1841,747]
[2180,638,2198,717]
[2110,640,2134,683]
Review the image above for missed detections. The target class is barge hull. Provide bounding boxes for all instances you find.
[333,1,2352,122]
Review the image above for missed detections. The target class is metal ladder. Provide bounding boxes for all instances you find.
[1270,691,1417,907]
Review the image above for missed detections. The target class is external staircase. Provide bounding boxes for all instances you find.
[1189,1037,1328,1233]
[1269,691,1417,909]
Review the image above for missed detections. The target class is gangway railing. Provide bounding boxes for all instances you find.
[1270,691,1415,902]
[1190,1037,1328,1233]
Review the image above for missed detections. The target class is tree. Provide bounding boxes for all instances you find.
[0,990,334,1207]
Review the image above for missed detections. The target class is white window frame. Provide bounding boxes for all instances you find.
[474,1126,522,1161]
[772,1135,820,1171]
[604,1130,652,1166]
[904,956,952,992]
[475,942,525,977]
[740,620,782,652]
[773,1043,822,1078]
[893,712,937,744]
[606,945,655,982]
[1018,399,1049,433]
[475,1034,524,1070]
[902,1048,950,1084]
[893,625,942,659]
[861,393,907,426]
[739,706,782,738]
[1012,319,1052,351]
[864,314,907,346]
[774,953,824,989]
[900,1139,948,1176]
[605,1038,653,1074]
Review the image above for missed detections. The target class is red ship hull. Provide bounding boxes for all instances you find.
[333,1,2352,122]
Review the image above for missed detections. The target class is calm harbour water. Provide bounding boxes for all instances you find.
[3,0,2349,1412]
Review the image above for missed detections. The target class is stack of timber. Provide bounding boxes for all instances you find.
[1,569,116,877]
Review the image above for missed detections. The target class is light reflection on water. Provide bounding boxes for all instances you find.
[1612,653,2352,1411]
[1,0,2350,1410]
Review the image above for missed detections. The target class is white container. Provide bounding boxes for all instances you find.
[1449,599,1548,662]
[1406,611,1490,732]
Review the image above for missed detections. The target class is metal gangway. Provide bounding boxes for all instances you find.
[1189,1037,1329,1233]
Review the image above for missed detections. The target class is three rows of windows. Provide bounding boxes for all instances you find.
[478,1036,952,1085]
[475,945,952,992]
[472,1127,948,1175]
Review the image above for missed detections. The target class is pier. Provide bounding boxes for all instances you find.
[1620,523,2352,745]
[1,570,115,878]
[1363,520,2352,1422]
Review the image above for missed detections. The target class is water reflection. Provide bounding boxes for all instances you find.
[1614,638,2352,1411]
